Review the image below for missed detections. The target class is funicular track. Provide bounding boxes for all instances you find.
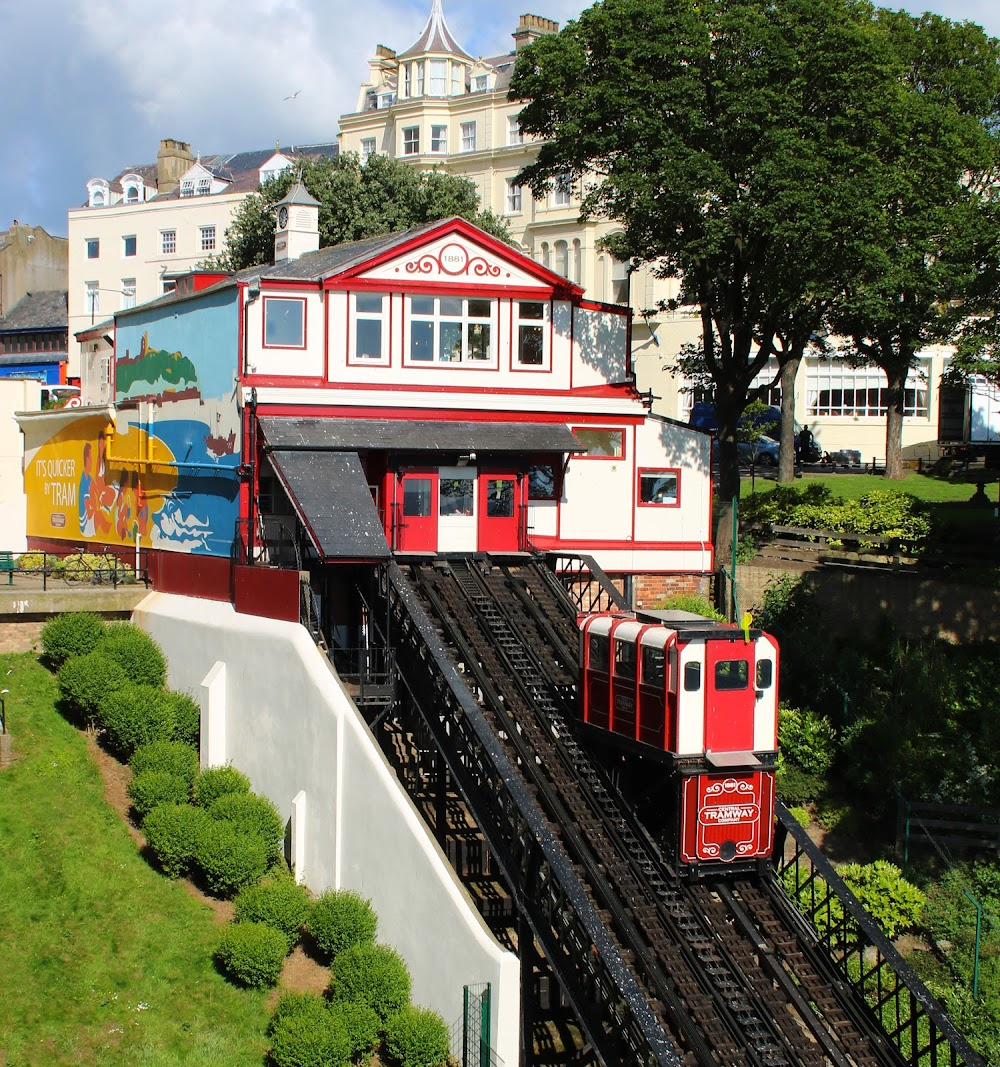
[380,555,981,1067]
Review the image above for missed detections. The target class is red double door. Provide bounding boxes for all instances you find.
[395,469,522,553]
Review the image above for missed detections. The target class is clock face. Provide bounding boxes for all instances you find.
[277,206,288,229]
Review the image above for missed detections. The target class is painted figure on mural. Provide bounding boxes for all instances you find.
[116,471,136,540]
[90,434,116,537]
[78,442,96,537]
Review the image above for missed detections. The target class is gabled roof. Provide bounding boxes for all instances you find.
[398,0,472,60]
[0,291,68,331]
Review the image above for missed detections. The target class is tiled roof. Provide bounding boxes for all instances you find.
[96,144,339,205]
[399,0,472,59]
[0,291,68,331]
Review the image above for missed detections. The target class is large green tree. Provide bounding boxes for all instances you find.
[829,11,1000,478]
[214,153,511,271]
[509,0,899,557]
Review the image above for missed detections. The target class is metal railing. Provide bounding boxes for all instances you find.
[3,547,149,590]
[541,551,630,614]
[776,800,985,1067]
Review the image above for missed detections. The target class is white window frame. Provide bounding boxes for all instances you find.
[161,229,177,255]
[508,115,523,146]
[405,295,496,367]
[200,225,216,253]
[196,177,211,196]
[431,124,448,153]
[806,359,930,419]
[85,281,99,317]
[513,300,550,370]
[123,235,137,258]
[180,180,195,198]
[506,180,522,214]
[122,279,136,310]
[349,292,389,364]
[402,126,420,155]
[360,137,376,163]
[460,121,477,152]
[86,238,99,259]
[472,73,489,93]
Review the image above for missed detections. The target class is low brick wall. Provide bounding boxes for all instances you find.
[634,572,711,609]
[736,561,1000,644]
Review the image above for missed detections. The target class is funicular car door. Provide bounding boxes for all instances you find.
[477,474,520,552]
[397,470,438,552]
[703,637,755,752]
[638,630,672,752]
[582,618,611,730]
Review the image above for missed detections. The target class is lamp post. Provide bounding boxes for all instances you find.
[89,287,134,326]
[0,688,7,734]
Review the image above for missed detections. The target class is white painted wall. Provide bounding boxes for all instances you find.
[132,592,519,1063]
[0,378,39,551]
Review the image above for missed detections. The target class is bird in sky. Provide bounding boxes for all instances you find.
[284,90,302,101]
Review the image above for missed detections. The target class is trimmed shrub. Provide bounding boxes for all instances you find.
[127,769,190,820]
[99,684,175,759]
[308,889,378,963]
[329,943,411,1021]
[143,802,212,879]
[41,611,107,667]
[234,874,311,949]
[129,739,199,787]
[194,764,251,809]
[214,921,287,988]
[193,820,269,897]
[209,791,284,863]
[656,592,724,621]
[268,997,350,1067]
[56,650,129,727]
[329,1000,381,1062]
[267,992,328,1037]
[100,622,167,688]
[383,1005,451,1067]
[161,690,201,748]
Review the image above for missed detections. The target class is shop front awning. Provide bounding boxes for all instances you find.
[259,416,581,455]
[267,448,390,562]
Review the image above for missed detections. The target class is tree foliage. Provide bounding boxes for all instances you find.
[215,153,511,271]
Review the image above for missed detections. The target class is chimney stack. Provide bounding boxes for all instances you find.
[513,14,559,51]
[156,139,195,195]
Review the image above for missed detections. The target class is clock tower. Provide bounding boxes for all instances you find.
[273,179,321,263]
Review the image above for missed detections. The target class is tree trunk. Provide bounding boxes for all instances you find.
[884,366,907,479]
[713,389,745,607]
[778,356,802,483]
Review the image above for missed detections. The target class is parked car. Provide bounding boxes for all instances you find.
[738,435,780,467]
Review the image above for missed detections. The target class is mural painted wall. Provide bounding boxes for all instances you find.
[24,287,242,556]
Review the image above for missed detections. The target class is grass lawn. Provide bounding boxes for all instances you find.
[0,652,271,1067]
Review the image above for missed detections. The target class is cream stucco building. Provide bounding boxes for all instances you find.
[339,1,950,466]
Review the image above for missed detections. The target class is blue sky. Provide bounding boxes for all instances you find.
[2,0,997,239]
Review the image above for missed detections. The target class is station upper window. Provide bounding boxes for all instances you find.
[352,292,387,362]
[639,469,679,506]
[573,428,623,457]
[263,297,306,348]
[407,296,494,365]
[515,301,547,368]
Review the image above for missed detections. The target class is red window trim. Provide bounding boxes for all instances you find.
[570,425,626,461]
[262,295,308,351]
[637,466,682,508]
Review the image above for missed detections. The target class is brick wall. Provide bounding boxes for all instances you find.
[633,573,712,610]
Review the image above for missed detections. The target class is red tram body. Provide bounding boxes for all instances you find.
[579,611,779,875]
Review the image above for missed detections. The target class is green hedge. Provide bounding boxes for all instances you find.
[41,612,107,667]
[100,622,167,688]
[214,921,288,988]
[193,820,269,897]
[383,1005,451,1067]
[127,769,191,820]
[194,765,251,809]
[307,889,378,963]
[99,684,176,759]
[209,791,284,864]
[234,874,311,949]
[267,995,350,1067]
[329,1000,381,1062]
[56,650,129,727]
[161,691,200,748]
[143,803,213,879]
[329,943,411,1022]
[129,739,199,785]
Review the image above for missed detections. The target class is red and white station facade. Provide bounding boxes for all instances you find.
[241,206,713,581]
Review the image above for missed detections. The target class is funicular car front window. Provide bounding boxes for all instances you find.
[715,659,750,690]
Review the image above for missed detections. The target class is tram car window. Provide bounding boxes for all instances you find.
[578,609,780,876]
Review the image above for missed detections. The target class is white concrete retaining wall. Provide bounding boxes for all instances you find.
[132,591,519,1064]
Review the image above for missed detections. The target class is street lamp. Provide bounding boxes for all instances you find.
[88,287,135,325]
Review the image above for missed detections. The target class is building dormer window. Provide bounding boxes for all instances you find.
[197,177,211,196]
[180,180,195,198]
[124,187,139,203]
[428,59,447,96]
[87,180,110,208]
[377,91,396,109]
[121,173,143,203]
[91,190,105,207]
[472,73,489,92]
